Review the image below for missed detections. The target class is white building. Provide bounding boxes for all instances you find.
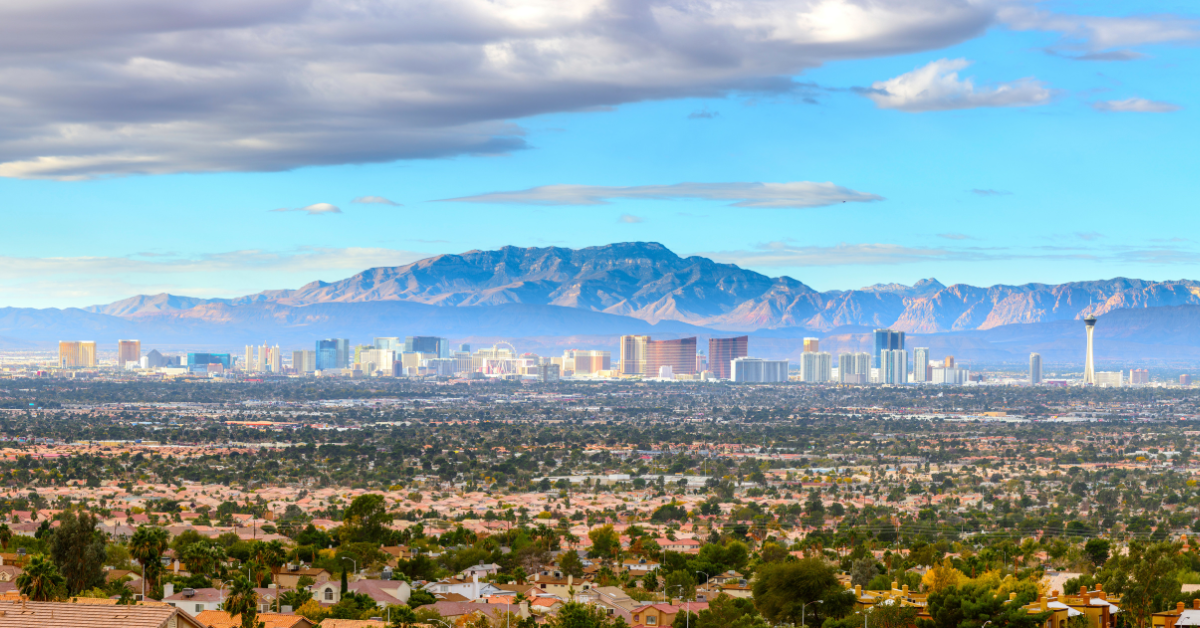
[732,357,789,383]
[799,351,832,382]
[837,352,871,384]
[931,367,970,384]
[912,348,931,383]
[1095,371,1123,387]
[881,349,907,384]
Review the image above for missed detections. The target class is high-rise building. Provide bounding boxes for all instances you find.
[837,352,871,384]
[932,367,970,384]
[1030,353,1043,384]
[360,349,397,375]
[58,341,97,368]
[374,337,402,351]
[619,335,650,375]
[803,337,819,353]
[293,350,316,373]
[944,356,955,368]
[405,336,448,357]
[564,350,611,375]
[117,340,141,368]
[1129,368,1149,385]
[1083,316,1097,385]
[799,352,832,382]
[695,352,707,375]
[1095,371,1122,387]
[244,345,257,372]
[187,353,231,369]
[316,339,348,371]
[708,336,748,380]
[881,349,907,384]
[143,350,168,369]
[912,348,931,383]
[732,357,789,383]
[1182,374,1192,386]
[873,329,905,367]
[646,337,698,376]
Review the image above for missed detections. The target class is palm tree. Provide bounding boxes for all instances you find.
[0,523,12,550]
[224,575,264,628]
[129,526,169,595]
[16,555,65,601]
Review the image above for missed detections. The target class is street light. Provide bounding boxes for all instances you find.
[671,585,692,628]
[696,571,710,586]
[802,600,823,628]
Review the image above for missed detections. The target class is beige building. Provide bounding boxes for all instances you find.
[59,340,97,368]
[619,335,649,375]
[118,340,141,368]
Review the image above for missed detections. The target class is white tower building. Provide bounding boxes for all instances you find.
[1083,316,1097,385]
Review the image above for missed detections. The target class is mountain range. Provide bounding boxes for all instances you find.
[4,242,1200,363]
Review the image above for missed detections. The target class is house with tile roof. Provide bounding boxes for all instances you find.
[193,610,316,628]
[0,599,204,628]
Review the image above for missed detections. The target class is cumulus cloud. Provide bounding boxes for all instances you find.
[440,181,883,209]
[0,0,997,179]
[352,196,402,206]
[1001,7,1200,58]
[619,214,645,224]
[866,59,1052,112]
[1093,98,1182,113]
[688,109,720,120]
[271,203,342,215]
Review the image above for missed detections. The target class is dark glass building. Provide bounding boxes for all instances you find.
[873,328,905,368]
[186,353,231,369]
[316,338,349,370]
[645,337,698,377]
[708,336,748,380]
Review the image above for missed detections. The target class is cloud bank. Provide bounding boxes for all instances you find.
[0,0,999,179]
[867,59,1052,112]
[1093,98,1182,113]
[352,196,402,206]
[441,182,883,209]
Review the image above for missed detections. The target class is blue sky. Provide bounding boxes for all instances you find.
[0,0,1197,307]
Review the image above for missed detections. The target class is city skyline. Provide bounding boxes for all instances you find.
[0,1,1198,307]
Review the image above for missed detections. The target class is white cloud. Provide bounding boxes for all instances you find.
[352,196,402,206]
[272,203,342,215]
[1001,7,1200,56]
[866,59,1052,112]
[1093,98,1181,113]
[441,181,883,208]
[619,214,644,224]
[703,242,965,267]
[0,0,996,178]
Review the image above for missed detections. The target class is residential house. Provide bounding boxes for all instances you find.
[530,572,593,598]
[461,563,502,579]
[1153,599,1200,628]
[422,575,504,600]
[631,602,710,628]
[314,578,413,607]
[621,558,660,573]
[272,565,332,589]
[0,600,205,628]
[423,601,526,622]
[193,610,316,628]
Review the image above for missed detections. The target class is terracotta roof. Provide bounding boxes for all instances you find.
[193,610,315,628]
[319,621,388,628]
[0,600,203,628]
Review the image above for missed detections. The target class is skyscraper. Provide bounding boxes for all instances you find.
[837,352,871,384]
[912,348,931,383]
[803,337,819,353]
[188,353,231,369]
[873,329,905,367]
[881,349,907,384]
[732,357,789,383]
[645,337,698,376]
[1030,353,1043,384]
[944,356,955,368]
[800,352,832,382]
[117,340,141,368]
[316,339,347,371]
[1083,316,1097,385]
[619,335,650,375]
[405,336,447,357]
[58,341,97,368]
[293,350,316,373]
[708,336,748,380]
[374,337,401,351]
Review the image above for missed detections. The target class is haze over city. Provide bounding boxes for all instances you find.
[3,3,1200,628]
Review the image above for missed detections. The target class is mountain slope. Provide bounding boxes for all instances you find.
[84,242,1200,333]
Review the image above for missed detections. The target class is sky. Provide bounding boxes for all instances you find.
[1,0,1198,308]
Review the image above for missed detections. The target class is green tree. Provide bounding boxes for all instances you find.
[1092,540,1186,628]
[544,601,629,628]
[752,557,850,626]
[0,523,12,550]
[129,526,170,594]
[918,584,1046,628]
[561,550,585,578]
[849,558,877,588]
[870,603,919,628]
[340,494,392,544]
[1083,539,1110,569]
[589,525,620,564]
[663,570,696,601]
[695,594,769,628]
[224,575,264,628]
[48,510,106,595]
[390,604,419,627]
[16,554,66,602]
